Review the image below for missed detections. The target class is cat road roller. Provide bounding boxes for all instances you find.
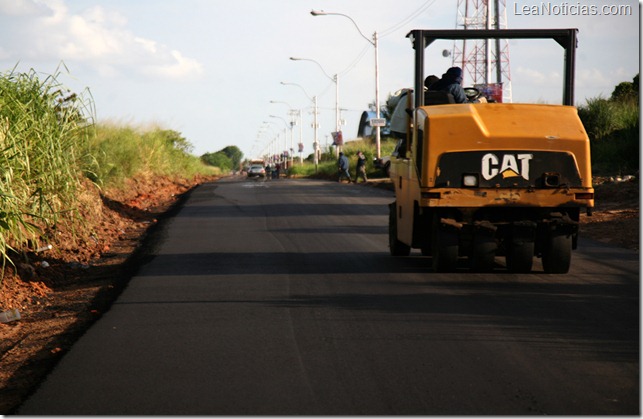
[388,29,594,273]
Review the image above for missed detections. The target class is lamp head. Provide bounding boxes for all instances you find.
[310,10,326,16]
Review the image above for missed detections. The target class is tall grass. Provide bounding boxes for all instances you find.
[0,68,94,267]
[0,68,217,281]
[85,123,215,188]
[578,97,639,175]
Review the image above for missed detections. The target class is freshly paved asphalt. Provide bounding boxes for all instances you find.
[17,176,639,415]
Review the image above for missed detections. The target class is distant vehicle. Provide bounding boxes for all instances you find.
[357,110,391,138]
[247,164,266,178]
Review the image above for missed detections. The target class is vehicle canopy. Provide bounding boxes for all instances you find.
[406,28,578,107]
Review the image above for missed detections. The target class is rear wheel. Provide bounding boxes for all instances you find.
[432,217,458,272]
[542,233,572,273]
[470,234,496,272]
[506,239,534,273]
[389,203,411,256]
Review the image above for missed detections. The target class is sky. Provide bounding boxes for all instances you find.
[0,0,639,160]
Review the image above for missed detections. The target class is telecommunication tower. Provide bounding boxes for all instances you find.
[451,0,512,102]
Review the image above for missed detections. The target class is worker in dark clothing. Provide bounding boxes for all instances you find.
[337,152,352,183]
[429,67,469,103]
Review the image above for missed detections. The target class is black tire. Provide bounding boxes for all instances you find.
[506,239,534,273]
[389,203,411,256]
[432,218,458,272]
[470,234,497,272]
[542,233,572,274]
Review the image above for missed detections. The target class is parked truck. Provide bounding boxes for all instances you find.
[388,29,594,273]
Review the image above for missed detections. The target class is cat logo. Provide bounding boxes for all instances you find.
[481,153,533,181]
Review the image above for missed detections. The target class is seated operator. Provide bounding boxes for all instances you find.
[428,67,469,103]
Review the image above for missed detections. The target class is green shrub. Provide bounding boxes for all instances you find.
[578,91,639,175]
[578,97,617,142]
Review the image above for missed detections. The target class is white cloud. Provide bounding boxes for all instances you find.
[142,50,204,79]
[576,67,636,100]
[513,66,560,86]
[576,68,612,90]
[0,0,47,16]
[0,0,203,80]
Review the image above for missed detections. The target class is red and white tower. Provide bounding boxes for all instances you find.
[452,0,512,102]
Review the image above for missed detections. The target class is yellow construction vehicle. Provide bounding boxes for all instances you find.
[388,29,594,273]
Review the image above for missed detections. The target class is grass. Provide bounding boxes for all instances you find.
[578,96,639,175]
[85,123,216,188]
[0,68,216,279]
[0,67,94,269]
[288,137,399,179]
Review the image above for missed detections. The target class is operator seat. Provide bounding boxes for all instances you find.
[424,91,455,106]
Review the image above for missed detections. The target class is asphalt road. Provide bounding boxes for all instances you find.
[18,176,639,415]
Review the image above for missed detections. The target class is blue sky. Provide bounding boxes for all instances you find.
[0,0,639,159]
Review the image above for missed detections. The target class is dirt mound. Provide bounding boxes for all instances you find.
[580,177,639,250]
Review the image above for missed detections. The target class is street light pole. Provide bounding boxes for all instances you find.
[270,100,300,167]
[262,121,279,165]
[374,30,381,160]
[269,114,292,171]
[314,96,319,171]
[289,57,340,140]
[281,81,320,172]
[311,9,381,159]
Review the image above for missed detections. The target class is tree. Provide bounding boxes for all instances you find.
[201,151,232,171]
[611,74,639,103]
[220,145,243,169]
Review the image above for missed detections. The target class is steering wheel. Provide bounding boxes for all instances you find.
[464,87,481,101]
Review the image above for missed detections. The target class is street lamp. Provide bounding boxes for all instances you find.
[270,100,301,166]
[270,114,292,171]
[257,122,273,159]
[311,9,381,159]
[281,81,321,172]
[262,121,280,165]
[289,57,341,148]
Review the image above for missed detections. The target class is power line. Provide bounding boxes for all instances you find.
[335,1,436,77]
[338,44,370,77]
[380,0,435,38]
